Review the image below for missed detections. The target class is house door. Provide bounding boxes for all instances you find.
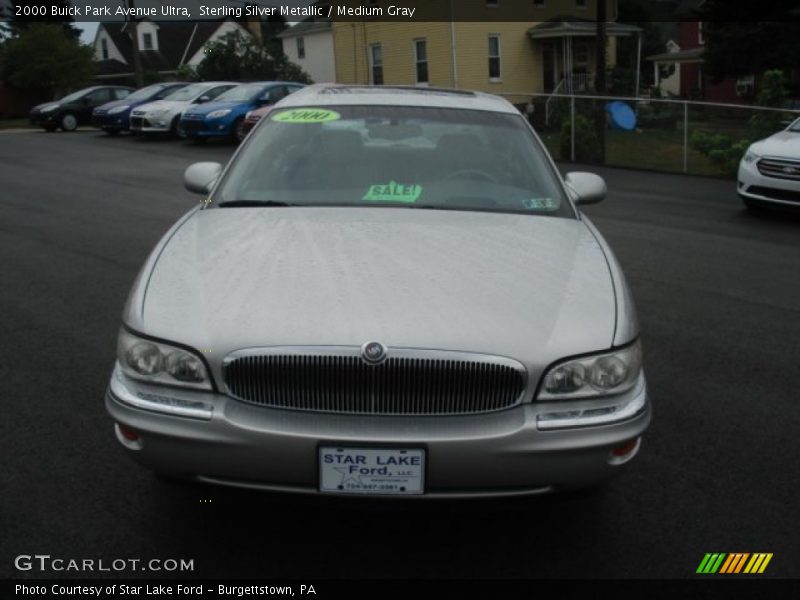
[542,43,556,92]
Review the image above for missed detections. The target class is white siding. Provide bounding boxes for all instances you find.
[281,30,335,83]
[186,21,250,67]
[94,25,127,64]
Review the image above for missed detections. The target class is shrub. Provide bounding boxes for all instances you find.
[690,130,751,176]
[560,115,603,163]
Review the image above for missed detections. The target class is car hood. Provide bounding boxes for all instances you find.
[30,101,60,112]
[135,100,189,114]
[754,130,800,157]
[184,101,247,116]
[96,98,147,112]
[135,208,618,372]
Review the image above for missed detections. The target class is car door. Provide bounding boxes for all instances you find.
[80,88,113,123]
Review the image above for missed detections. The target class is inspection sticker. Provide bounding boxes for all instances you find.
[271,108,341,123]
[523,197,559,210]
[363,181,422,203]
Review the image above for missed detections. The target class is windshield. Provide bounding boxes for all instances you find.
[59,89,91,103]
[213,105,572,217]
[125,84,167,101]
[163,83,215,102]
[789,117,800,132]
[215,83,264,103]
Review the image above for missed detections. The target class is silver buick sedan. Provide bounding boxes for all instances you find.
[106,84,650,497]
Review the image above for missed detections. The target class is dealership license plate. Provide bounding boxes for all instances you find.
[319,447,425,495]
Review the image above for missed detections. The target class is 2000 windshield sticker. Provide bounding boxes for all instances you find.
[271,108,341,123]
[363,181,423,203]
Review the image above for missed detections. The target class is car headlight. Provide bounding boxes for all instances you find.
[116,328,212,390]
[108,105,130,114]
[743,148,760,163]
[538,340,642,400]
[207,109,231,119]
[41,104,59,112]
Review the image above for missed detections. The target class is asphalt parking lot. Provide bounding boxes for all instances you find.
[1,129,798,580]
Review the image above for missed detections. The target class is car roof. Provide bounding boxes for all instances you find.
[278,84,518,114]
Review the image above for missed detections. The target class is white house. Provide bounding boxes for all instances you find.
[278,18,335,83]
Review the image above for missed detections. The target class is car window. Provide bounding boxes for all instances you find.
[163,83,210,102]
[86,89,112,103]
[286,85,303,95]
[205,85,236,101]
[154,85,184,100]
[215,83,265,103]
[125,85,164,101]
[60,89,90,103]
[113,89,131,100]
[789,117,800,132]
[261,86,287,104]
[214,105,571,218]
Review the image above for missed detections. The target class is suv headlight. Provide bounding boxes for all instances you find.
[207,109,231,119]
[116,328,212,390]
[538,340,642,400]
[743,147,760,163]
[108,105,130,114]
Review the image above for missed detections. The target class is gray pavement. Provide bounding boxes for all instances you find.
[1,130,798,579]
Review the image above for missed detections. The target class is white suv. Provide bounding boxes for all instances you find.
[738,117,800,210]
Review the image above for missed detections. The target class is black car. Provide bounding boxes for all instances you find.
[30,86,134,132]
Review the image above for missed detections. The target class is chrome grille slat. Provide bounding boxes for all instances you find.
[223,349,526,416]
[757,157,800,181]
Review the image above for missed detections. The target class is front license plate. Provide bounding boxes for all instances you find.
[319,447,425,495]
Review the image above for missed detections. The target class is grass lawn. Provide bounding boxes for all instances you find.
[539,128,730,178]
[0,118,31,130]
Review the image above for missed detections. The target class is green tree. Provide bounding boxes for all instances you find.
[699,2,800,83]
[0,23,95,97]
[748,69,789,139]
[196,31,312,83]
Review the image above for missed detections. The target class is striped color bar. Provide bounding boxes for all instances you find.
[697,553,773,574]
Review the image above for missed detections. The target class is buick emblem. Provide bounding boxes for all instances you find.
[361,341,387,364]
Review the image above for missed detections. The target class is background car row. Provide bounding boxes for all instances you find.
[30,81,305,143]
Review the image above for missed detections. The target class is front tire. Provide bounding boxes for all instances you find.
[741,195,765,212]
[170,115,185,139]
[60,112,78,132]
[232,117,246,143]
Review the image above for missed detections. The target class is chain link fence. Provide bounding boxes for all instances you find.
[503,92,800,178]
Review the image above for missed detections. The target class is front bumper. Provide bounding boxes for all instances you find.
[130,114,172,133]
[92,112,129,131]
[180,116,232,138]
[738,158,800,207]
[29,112,56,126]
[105,366,651,498]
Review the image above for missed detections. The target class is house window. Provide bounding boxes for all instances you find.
[533,0,545,7]
[414,39,429,84]
[296,37,305,59]
[101,38,108,60]
[576,0,587,8]
[370,44,383,85]
[488,35,501,81]
[142,32,153,50]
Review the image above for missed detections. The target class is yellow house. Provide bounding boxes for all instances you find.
[331,0,641,105]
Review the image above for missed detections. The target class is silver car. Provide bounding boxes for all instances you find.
[106,84,650,497]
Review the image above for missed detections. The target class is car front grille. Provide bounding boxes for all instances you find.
[757,157,800,181]
[747,185,800,203]
[181,119,206,132]
[222,348,527,416]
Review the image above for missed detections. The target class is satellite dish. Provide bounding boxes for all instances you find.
[606,101,637,131]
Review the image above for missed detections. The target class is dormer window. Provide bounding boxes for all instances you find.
[142,32,153,50]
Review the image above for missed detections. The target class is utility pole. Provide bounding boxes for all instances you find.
[127,0,144,87]
[595,0,607,163]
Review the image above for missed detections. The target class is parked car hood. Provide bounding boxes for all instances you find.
[96,98,141,112]
[133,207,617,373]
[135,100,190,114]
[185,101,248,116]
[754,130,800,157]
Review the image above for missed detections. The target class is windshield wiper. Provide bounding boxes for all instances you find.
[216,200,292,208]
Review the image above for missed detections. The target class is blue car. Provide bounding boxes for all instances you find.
[180,81,304,143]
[92,82,188,135]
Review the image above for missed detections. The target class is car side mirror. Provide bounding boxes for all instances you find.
[564,172,607,205]
[196,95,211,104]
[184,162,222,195]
